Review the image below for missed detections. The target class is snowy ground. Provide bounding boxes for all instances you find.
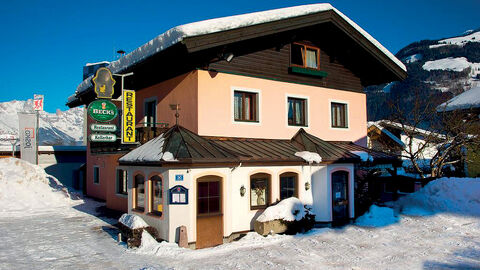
[1,158,479,269]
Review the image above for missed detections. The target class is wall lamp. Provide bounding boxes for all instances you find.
[240,185,246,197]
[224,52,234,62]
[305,182,311,191]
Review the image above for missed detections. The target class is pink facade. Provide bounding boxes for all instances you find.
[134,70,367,146]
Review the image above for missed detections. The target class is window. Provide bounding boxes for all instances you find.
[234,90,258,122]
[150,175,163,216]
[280,172,298,200]
[250,173,271,209]
[288,97,307,126]
[93,166,99,184]
[331,102,348,128]
[291,43,320,69]
[116,169,127,195]
[197,180,221,215]
[134,174,145,211]
[144,100,156,127]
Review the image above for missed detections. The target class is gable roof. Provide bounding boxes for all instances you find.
[68,4,406,107]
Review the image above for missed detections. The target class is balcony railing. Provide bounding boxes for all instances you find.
[136,122,169,144]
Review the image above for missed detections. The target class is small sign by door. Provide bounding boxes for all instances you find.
[169,185,188,204]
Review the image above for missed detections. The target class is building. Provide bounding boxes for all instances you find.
[66,4,406,248]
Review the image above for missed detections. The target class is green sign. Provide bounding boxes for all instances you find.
[88,100,118,122]
[90,133,117,142]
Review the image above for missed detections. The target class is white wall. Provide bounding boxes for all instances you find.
[123,163,355,243]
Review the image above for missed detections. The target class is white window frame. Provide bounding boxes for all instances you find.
[93,166,100,185]
[329,99,349,130]
[231,86,261,125]
[143,97,157,127]
[285,94,310,128]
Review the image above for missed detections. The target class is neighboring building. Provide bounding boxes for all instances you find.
[67,4,406,248]
[437,86,480,177]
[0,145,86,189]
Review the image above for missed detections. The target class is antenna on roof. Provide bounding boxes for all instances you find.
[170,104,180,125]
[117,50,126,58]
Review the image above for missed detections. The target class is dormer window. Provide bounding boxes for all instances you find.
[291,43,320,69]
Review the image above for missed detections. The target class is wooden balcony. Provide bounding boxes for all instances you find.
[136,123,169,144]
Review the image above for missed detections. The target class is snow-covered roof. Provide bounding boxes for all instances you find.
[368,121,405,147]
[437,86,480,112]
[73,3,406,96]
[85,61,110,67]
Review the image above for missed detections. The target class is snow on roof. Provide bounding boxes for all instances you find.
[85,61,110,67]
[371,120,445,140]
[350,151,373,162]
[119,134,166,163]
[74,3,406,96]
[437,86,480,112]
[295,151,322,163]
[368,121,405,147]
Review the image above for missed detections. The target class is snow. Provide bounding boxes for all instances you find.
[422,57,473,72]
[85,61,110,66]
[119,134,165,162]
[119,214,149,229]
[437,86,480,112]
[1,159,480,269]
[368,121,405,147]
[256,197,309,222]
[0,158,80,216]
[396,177,480,216]
[294,151,322,163]
[381,82,395,93]
[74,3,405,96]
[404,53,422,63]
[161,151,177,162]
[429,30,480,49]
[350,150,373,162]
[355,205,399,227]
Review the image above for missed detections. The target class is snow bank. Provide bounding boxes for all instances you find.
[257,197,309,222]
[119,214,149,229]
[350,151,373,162]
[396,177,480,216]
[0,158,78,214]
[355,205,399,227]
[295,151,322,163]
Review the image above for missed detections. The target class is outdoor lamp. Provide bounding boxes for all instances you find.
[240,185,246,197]
[305,182,311,191]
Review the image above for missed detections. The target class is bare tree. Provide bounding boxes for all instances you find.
[387,91,479,178]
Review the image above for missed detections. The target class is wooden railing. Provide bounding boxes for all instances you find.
[136,123,169,144]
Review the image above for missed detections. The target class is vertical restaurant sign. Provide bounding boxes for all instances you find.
[122,89,136,144]
[18,112,37,164]
[33,94,44,111]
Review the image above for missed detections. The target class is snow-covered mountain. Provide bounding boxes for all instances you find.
[0,100,84,146]
[367,28,480,120]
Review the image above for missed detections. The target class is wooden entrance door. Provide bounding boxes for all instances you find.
[196,176,223,249]
[331,171,349,223]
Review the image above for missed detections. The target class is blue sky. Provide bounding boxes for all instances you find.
[0,0,478,112]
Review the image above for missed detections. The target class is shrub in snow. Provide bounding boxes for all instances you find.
[395,177,480,216]
[117,214,161,248]
[255,198,315,235]
[355,205,399,227]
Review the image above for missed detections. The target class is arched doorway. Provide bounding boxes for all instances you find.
[331,170,349,223]
[196,175,223,249]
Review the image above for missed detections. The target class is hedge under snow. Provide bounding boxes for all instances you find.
[256,197,310,222]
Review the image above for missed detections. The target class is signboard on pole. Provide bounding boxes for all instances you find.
[18,112,37,164]
[33,94,44,111]
[87,100,118,122]
[92,67,115,99]
[122,89,136,144]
